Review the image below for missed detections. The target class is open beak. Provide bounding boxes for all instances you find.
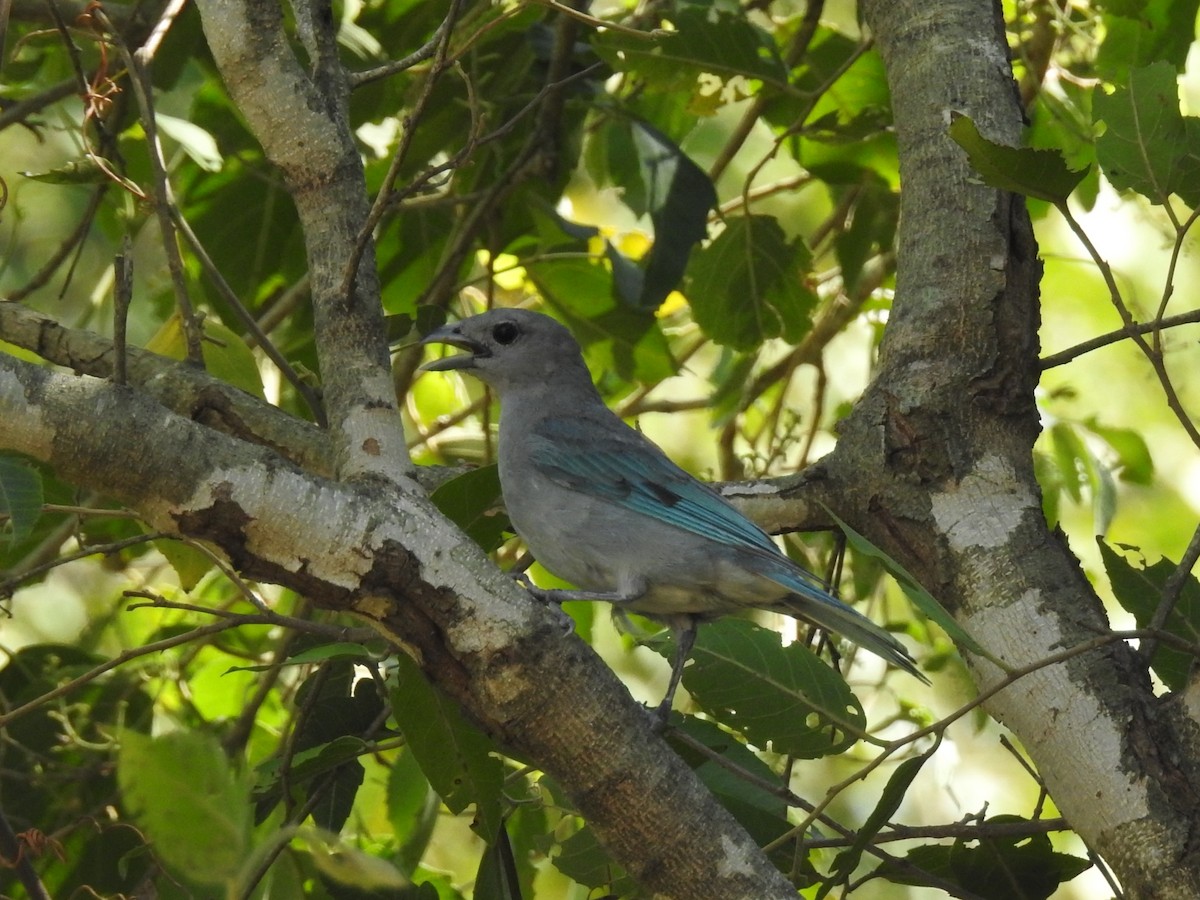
[419,324,487,372]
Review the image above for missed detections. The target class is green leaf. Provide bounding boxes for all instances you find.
[948,115,1087,204]
[152,535,214,591]
[1096,0,1200,80]
[824,507,991,660]
[629,121,717,311]
[474,822,520,900]
[548,823,635,895]
[834,179,898,296]
[430,465,509,553]
[255,735,369,793]
[823,750,933,894]
[118,730,252,886]
[156,113,223,172]
[874,815,1091,899]
[1098,540,1200,690]
[0,453,43,546]
[528,259,673,383]
[1084,419,1154,484]
[1048,422,1087,504]
[252,735,369,832]
[687,215,816,351]
[389,653,504,839]
[145,312,265,398]
[1046,421,1118,534]
[388,748,440,873]
[298,827,409,890]
[665,716,791,859]
[1094,61,1200,206]
[662,619,867,758]
[593,8,789,95]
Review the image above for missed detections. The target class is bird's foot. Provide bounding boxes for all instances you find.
[646,700,673,734]
[511,572,575,636]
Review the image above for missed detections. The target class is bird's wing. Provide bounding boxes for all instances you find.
[528,416,783,557]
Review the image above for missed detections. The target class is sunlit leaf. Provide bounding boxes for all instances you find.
[660,619,867,758]
[145,312,265,398]
[0,453,43,546]
[157,113,223,172]
[949,115,1087,204]
[389,654,504,839]
[1095,0,1200,80]
[118,730,251,887]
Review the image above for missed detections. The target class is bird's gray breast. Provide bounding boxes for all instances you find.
[498,448,782,616]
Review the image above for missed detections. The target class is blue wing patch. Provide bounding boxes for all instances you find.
[528,416,783,557]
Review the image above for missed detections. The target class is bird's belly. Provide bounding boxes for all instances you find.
[501,469,783,616]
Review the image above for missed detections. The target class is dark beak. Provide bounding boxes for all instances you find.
[419,324,487,372]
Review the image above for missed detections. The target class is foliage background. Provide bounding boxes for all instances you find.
[2,0,1199,897]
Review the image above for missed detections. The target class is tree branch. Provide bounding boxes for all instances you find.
[0,353,798,899]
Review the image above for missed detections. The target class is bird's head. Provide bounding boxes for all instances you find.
[420,308,592,395]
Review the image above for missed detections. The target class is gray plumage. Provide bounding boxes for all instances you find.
[422,309,924,718]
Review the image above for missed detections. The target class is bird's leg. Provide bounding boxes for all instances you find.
[651,617,698,730]
[511,573,636,635]
[509,572,571,634]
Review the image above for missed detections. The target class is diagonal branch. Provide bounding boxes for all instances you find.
[0,352,799,899]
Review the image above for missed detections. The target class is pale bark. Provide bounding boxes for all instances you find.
[196,0,409,481]
[830,2,1200,897]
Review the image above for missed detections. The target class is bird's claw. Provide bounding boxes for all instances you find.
[646,701,672,734]
[511,572,575,636]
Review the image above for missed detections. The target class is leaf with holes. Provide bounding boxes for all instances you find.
[661,619,866,758]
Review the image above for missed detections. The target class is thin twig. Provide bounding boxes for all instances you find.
[0,611,376,729]
[350,3,458,87]
[341,0,468,304]
[171,207,327,424]
[0,532,165,599]
[1141,523,1200,667]
[112,233,133,385]
[95,8,205,364]
[1056,202,1200,449]
[3,186,107,303]
[132,0,188,65]
[1040,307,1200,369]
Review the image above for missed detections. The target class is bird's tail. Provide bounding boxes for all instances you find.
[757,556,929,684]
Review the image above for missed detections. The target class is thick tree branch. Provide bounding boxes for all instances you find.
[842,1,1200,897]
[194,0,409,482]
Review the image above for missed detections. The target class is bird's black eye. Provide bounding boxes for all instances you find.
[492,321,520,345]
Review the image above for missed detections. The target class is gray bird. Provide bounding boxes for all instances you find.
[421,308,925,720]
